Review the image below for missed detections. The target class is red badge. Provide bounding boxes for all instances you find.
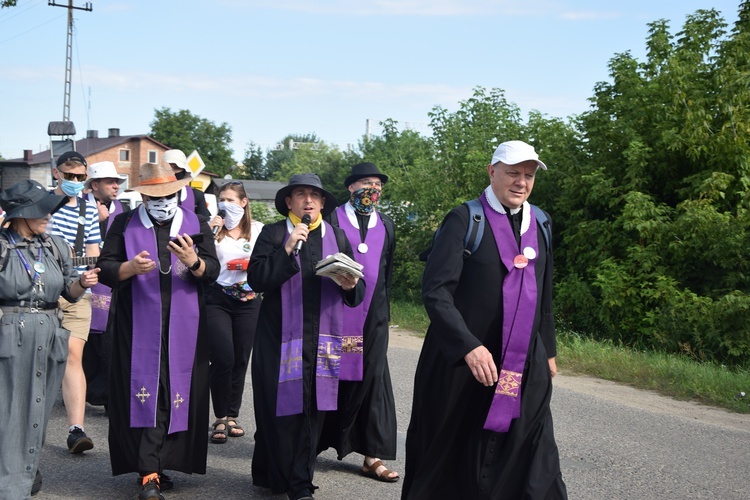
[513,255,528,269]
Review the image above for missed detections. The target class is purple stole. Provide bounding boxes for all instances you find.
[277,221,344,416]
[180,186,196,212]
[480,194,539,433]
[90,199,124,332]
[335,204,385,381]
[125,206,200,433]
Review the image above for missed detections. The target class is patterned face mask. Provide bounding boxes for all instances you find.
[145,195,179,223]
[349,187,381,215]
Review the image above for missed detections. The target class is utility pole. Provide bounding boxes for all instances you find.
[49,0,92,122]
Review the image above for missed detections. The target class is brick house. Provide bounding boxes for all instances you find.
[0,128,171,190]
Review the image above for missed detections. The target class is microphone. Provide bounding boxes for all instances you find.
[212,209,227,237]
[293,214,312,256]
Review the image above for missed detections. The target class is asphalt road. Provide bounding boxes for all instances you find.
[34,327,750,499]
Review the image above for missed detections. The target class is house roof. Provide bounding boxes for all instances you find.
[216,179,287,201]
[0,134,169,167]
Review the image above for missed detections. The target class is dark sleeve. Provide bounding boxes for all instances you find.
[247,222,299,292]
[96,210,129,289]
[195,219,220,282]
[334,225,365,308]
[421,206,483,364]
[538,211,556,358]
[381,213,396,321]
[193,189,211,222]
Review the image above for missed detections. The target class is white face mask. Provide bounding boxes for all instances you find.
[146,195,179,223]
[218,201,245,230]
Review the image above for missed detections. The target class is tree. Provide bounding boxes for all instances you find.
[149,107,235,177]
[553,4,750,364]
[1,1,18,8]
[240,142,268,180]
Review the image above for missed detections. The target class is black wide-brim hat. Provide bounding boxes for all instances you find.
[274,173,338,217]
[344,162,389,188]
[0,180,67,221]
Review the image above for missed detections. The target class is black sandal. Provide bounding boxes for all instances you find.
[210,418,228,444]
[227,419,245,437]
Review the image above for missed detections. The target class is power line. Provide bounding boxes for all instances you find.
[0,0,45,25]
[0,14,63,45]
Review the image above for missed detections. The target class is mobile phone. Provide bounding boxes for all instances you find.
[170,233,205,245]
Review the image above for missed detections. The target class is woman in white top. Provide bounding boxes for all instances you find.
[206,181,264,443]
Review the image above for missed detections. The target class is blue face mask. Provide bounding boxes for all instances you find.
[61,179,84,197]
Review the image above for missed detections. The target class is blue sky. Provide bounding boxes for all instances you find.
[0,0,741,162]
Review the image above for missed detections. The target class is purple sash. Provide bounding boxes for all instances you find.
[90,199,124,332]
[125,206,200,433]
[479,195,539,433]
[335,205,385,381]
[277,221,344,416]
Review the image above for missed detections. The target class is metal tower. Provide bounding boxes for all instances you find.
[48,0,92,122]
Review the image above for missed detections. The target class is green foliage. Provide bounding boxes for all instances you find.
[249,201,283,225]
[552,4,750,365]
[149,107,235,177]
[1,1,18,8]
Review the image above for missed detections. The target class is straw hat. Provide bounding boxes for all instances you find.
[132,162,191,197]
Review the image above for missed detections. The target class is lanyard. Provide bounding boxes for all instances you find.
[6,232,44,282]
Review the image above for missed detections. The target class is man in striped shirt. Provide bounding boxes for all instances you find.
[48,151,102,454]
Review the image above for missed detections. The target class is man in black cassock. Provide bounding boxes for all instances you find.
[402,141,568,500]
[318,162,399,482]
[249,173,364,500]
[97,161,219,500]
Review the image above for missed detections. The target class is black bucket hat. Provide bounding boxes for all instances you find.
[274,173,338,217]
[0,180,67,221]
[344,162,389,187]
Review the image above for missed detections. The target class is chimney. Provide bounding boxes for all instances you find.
[23,149,33,161]
[108,128,120,138]
[87,129,99,139]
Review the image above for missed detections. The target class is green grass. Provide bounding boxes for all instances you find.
[390,299,750,414]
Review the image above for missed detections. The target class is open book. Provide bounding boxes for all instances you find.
[315,252,364,286]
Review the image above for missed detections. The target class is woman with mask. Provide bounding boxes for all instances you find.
[0,180,100,498]
[97,162,219,500]
[206,181,263,443]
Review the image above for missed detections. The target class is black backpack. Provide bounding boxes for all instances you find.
[418,199,551,261]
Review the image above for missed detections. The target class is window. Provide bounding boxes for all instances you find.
[119,149,130,162]
[119,174,130,191]
[148,150,157,163]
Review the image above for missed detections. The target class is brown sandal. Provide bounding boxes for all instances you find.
[360,460,399,483]
[210,419,228,444]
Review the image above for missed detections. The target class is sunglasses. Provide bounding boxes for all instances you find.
[58,170,87,182]
[148,192,178,201]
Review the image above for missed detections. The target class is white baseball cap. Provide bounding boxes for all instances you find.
[490,140,547,170]
[85,161,127,189]
[163,149,188,171]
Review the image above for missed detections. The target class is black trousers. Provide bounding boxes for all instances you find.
[206,286,262,418]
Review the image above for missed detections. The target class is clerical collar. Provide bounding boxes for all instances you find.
[344,202,377,229]
[483,186,531,235]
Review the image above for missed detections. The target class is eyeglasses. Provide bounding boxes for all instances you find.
[357,179,383,188]
[58,170,87,182]
[222,180,246,193]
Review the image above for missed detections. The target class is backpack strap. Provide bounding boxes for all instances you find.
[530,204,551,251]
[73,196,87,257]
[463,198,485,258]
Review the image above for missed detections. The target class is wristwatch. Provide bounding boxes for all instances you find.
[189,258,201,271]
